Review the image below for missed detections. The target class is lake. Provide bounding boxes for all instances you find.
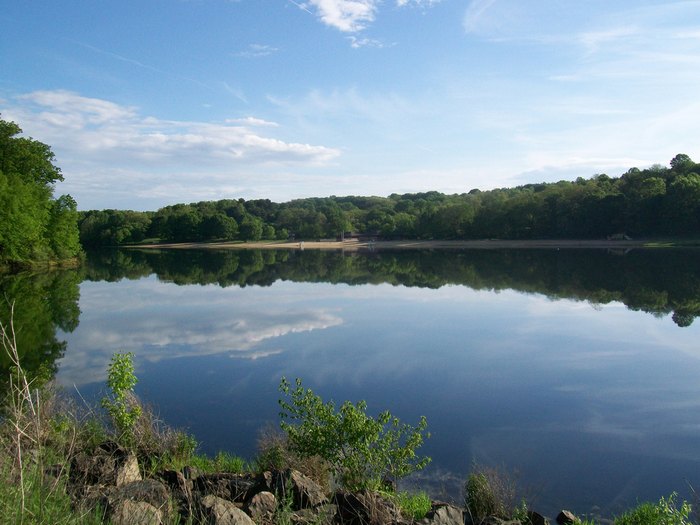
[2,247,700,519]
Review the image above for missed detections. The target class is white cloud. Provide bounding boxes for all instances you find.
[8,91,338,166]
[302,0,379,32]
[298,0,441,33]
[2,90,341,208]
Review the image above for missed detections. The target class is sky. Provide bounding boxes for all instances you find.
[2,0,700,211]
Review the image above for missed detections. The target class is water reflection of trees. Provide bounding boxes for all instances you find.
[85,248,700,327]
[0,270,81,385]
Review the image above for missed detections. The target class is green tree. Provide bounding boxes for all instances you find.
[239,215,263,241]
[0,118,80,265]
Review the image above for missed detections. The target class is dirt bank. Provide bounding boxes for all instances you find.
[130,238,652,251]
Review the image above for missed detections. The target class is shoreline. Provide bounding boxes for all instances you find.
[127,238,665,251]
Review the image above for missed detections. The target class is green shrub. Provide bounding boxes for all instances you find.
[278,377,430,491]
[101,352,141,445]
[613,493,691,525]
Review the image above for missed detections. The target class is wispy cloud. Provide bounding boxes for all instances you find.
[346,36,385,48]
[69,39,209,88]
[396,0,443,7]
[463,0,497,34]
[235,43,279,58]
[226,117,280,127]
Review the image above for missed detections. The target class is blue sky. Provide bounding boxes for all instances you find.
[2,0,699,210]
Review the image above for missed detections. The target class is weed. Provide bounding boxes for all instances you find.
[255,424,331,490]
[464,464,523,522]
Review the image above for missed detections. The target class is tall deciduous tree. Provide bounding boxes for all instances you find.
[0,118,80,266]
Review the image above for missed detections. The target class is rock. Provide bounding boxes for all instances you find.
[334,490,400,525]
[291,506,338,525]
[201,495,256,525]
[467,518,520,525]
[528,510,549,525]
[245,491,277,523]
[556,510,579,524]
[107,479,173,522]
[115,453,141,486]
[158,469,195,520]
[270,469,327,509]
[194,473,257,502]
[417,503,465,525]
[70,445,141,488]
[111,499,163,525]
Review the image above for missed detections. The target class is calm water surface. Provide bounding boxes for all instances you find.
[4,248,700,518]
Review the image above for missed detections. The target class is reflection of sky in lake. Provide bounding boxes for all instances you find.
[57,276,700,518]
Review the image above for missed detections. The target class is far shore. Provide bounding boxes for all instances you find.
[125,238,677,251]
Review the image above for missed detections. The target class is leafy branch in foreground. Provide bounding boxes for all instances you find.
[101,352,142,445]
[278,377,430,491]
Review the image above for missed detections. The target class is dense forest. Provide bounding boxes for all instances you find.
[79,154,700,246]
[0,118,81,268]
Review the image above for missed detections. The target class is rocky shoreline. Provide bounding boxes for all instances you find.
[69,441,596,525]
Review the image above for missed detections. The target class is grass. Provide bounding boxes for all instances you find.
[393,490,432,520]
[612,493,692,525]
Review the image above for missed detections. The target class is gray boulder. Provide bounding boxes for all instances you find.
[418,503,465,525]
[201,495,256,525]
[110,499,163,525]
[245,490,277,523]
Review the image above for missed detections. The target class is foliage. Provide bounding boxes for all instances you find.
[101,352,142,445]
[613,493,692,525]
[278,377,430,491]
[0,118,81,267]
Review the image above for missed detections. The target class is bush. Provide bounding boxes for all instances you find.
[278,377,430,491]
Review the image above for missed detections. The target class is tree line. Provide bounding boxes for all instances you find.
[0,118,81,268]
[79,154,700,246]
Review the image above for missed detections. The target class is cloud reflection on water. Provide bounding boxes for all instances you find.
[57,277,343,386]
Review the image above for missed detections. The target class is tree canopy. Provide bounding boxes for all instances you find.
[79,154,700,247]
[0,118,81,268]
